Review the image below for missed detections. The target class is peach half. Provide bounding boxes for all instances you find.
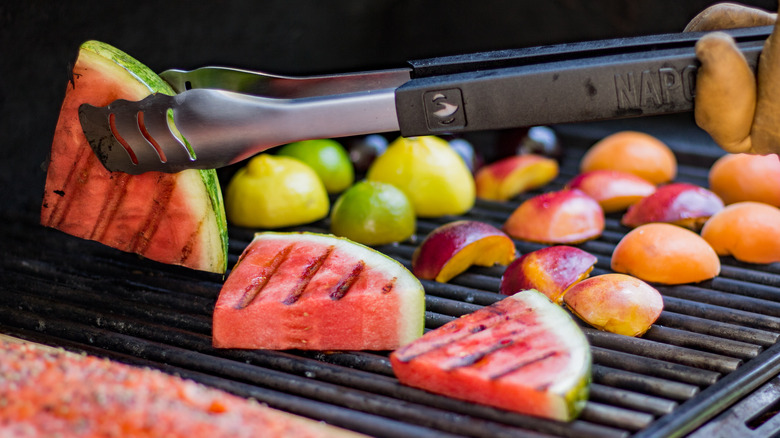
[412,220,516,283]
[708,153,780,207]
[563,273,663,337]
[611,223,720,284]
[701,202,780,264]
[621,183,724,230]
[499,245,598,303]
[503,189,605,244]
[580,131,677,185]
[475,154,559,201]
[566,170,656,213]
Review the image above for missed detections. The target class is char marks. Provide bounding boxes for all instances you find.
[130,175,176,255]
[282,246,335,305]
[235,244,294,309]
[91,172,132,242]
[329,261,365,300]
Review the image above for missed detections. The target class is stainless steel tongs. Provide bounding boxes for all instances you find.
[79,26,772,175]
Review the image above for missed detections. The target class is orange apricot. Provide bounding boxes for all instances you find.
[701,202,780,264]
[580,131,677,185]
[708,153,780,207]
[611,223,720,284]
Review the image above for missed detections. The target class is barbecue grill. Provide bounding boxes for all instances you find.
[4,1,780,437]
[4,111,780,437]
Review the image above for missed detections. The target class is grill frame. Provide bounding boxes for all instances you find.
[3,114,780,437]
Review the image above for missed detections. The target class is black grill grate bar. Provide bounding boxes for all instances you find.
[656,311,779,347]
[588,384,677,416]
[642,325,763,360]
[578,402,655,432]
[590,347,720,387]
[584,329,742,374]
[592,365,699,401]
[659,285,780,319]
[663,296,780,332]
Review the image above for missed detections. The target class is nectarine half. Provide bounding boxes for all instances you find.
[412,220,516,283]
[503,189,605,244]
[580,131,677,185]
[500,245,598,303]
[563,273,663,337]
[701,201,780,264]
[611,223,720,284]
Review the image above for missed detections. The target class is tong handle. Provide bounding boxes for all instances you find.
[396,26,770,136]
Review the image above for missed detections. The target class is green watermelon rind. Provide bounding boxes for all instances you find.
[80,40,229,273]
[508,289,592,420]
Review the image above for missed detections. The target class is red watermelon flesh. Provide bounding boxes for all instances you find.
[0,338,365,437]
[40,41,227,273]
[390,289,591,421]
[213,232,425,350]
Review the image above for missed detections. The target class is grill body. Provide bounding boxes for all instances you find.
[4,113,780,437]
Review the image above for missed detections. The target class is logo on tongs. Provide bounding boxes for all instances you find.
[423,89,466,131]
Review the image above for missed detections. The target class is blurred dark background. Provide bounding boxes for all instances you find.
[1,0,776,220]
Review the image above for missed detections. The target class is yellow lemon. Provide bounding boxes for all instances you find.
[367,136,475,217]
[277,139,355,194]
[330,180,416,246]
[225,154,329,228]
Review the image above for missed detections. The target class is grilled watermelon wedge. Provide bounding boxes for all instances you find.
[390,289,591,422]
[40,41,228,273]
[213,232,425,350]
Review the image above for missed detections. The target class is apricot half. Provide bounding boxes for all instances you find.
[701,202,780,264]
[566,170,656,213]
[500,245,598,303]
[474,154,559,201]
[412,220,516,283]
[563,273,663,337]
[580,131,677,185]
[611,223,720,284]
[708,153,780,207]
[621,183,724,230]
[503,189,605,244]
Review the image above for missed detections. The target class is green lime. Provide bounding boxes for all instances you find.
[330,180,416,246]
[277,139,355,194]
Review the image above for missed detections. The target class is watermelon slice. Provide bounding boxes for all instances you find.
[40,41,228,273]
[390,289,591,422]
[213,232,425,350]
[0,338,365,437]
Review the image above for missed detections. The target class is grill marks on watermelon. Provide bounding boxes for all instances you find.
[389,290,591,421]
[330,261,366,300]
[236,243,294,309]
[283,245,335,305]
[234,243,376,309]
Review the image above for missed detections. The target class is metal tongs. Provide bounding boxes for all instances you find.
[79,26,772,175]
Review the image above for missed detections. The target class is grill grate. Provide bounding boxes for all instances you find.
[3,116,780,437]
